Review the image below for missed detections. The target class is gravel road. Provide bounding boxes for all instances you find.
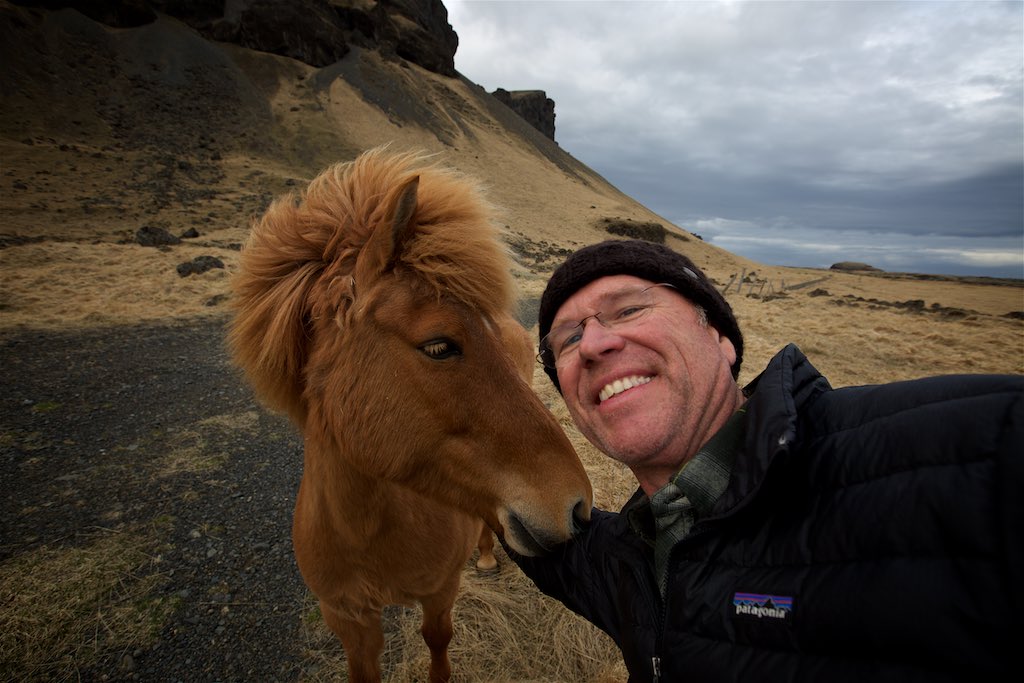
[1,316,314,681]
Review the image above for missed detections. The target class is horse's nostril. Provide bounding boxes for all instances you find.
[572,498,591,533]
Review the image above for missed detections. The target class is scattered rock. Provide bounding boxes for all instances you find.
[837,294,985,319]
[176,255,224,277]
[808,288,831,297]
[180,228,200,239]
[118,653,136,674]
[600,217,668,244]
[894,299,926,312]
[830,261,883,272]
[0,235,47,249]
[136,226,181,247]
[505,232,573,275]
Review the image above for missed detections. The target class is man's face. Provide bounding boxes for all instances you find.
[552,274,740,488]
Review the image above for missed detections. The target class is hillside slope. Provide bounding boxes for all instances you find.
[2,0,1021,383]
[1,1,757,331]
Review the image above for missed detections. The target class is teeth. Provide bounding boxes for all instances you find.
[599,375,652,403]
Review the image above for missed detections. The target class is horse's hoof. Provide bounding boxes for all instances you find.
[475,558,499,575]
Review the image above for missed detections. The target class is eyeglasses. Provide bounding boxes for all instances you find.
[538,283,678,369]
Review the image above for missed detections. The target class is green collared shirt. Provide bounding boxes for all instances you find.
[632,408,748,596]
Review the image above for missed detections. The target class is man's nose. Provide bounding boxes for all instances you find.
[576,317,625,360]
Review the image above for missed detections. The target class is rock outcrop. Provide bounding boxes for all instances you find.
[492,88,556,141]
[830,261,883,272]
[374,0,458,76]
[10,0,459,74]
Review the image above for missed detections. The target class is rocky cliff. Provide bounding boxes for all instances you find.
[12,0,560,137]
[492,88,556,141]
[10,0,460,74]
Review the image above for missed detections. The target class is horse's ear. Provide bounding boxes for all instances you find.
[390,174,420,249]
[353,174,419,286]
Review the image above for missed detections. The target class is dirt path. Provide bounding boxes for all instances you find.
[1,317,313,681]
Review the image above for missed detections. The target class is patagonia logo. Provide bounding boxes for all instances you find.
[733,592,794,621]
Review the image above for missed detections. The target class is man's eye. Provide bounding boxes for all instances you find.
[419,339,462,360]
[615,304,647,320]
[561,330,583,350]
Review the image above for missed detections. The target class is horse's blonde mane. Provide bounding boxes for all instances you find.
[312,148,514,315]
[230,148,516,422]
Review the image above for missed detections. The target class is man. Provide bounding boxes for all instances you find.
[510,239,1021,682]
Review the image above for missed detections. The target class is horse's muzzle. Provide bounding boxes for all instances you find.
[500,496,590,556]
[571,498,592,534]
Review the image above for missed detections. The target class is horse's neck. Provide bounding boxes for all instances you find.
[299,439,400,547]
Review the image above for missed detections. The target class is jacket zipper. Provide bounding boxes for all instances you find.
[653,591,667,682]
[625,555,665,683]
[652,524,714,681]
[653,543,672,682]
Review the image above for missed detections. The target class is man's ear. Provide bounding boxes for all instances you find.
[709,324,738,367]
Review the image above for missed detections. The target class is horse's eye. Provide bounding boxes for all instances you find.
[419,339,462,360]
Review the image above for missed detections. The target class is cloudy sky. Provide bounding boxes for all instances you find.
[446,0,1023,278]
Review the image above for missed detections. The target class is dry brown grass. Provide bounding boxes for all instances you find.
[0,528,173,682]
[728,282,1024,388]
[156,411,262,478]
[300,558,627,683]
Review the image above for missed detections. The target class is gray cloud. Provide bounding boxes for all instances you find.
[447,0,1023,277]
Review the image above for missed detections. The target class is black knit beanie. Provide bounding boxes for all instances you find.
[538,239,744,392]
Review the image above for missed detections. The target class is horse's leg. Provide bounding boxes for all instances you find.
[321,600,384,683]
[475,521,498,573]
[420,578,460,683]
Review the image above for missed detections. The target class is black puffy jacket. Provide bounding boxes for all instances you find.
[512,345,1023,682]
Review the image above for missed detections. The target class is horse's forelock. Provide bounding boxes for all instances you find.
[396,172,515,319]
[400,237,515,320]
[304,149,515,320]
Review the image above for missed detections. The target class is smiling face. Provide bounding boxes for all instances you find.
[553,274,745,494]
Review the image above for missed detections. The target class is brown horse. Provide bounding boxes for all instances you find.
[229,149,592,682]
